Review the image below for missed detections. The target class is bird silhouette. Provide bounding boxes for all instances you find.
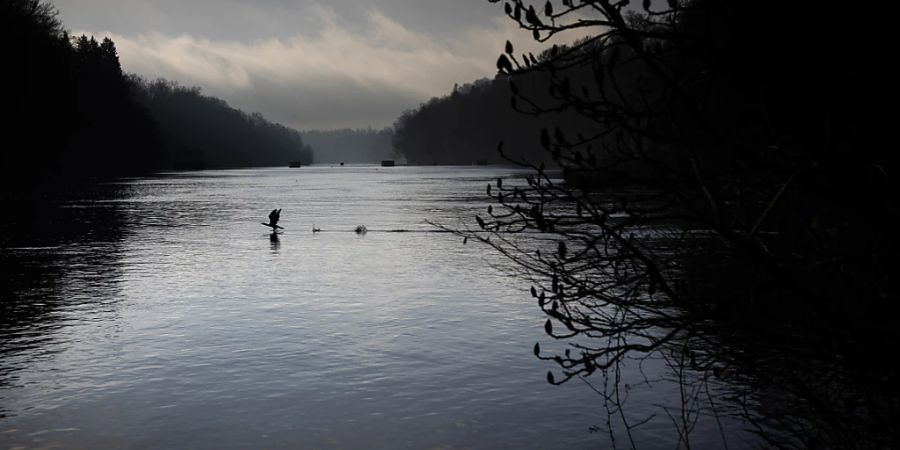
[262,208,283,230]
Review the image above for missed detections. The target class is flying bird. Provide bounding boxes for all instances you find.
[262,208,283,230]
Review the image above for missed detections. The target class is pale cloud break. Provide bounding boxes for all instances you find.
[78,6,555,130]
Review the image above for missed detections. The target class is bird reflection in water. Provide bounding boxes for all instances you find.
[269,232,280,251]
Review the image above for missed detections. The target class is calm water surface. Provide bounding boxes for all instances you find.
[1,166,749,448]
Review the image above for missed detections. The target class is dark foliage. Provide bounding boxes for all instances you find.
[132,78,313,170]
[1,0,160,188]
[392,76,587,166]
[65,35,163,176]
[460,0,899,446]
[1,0,312,192]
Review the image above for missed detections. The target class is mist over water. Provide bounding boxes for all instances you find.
[1,166,751,449]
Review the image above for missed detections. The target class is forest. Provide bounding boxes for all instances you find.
[393,77,560,166]
[133,78,313,170]
[1,0,312,193]
[460,0,898,446]
[391,37,614,166]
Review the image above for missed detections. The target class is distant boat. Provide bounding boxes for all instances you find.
[288,161,302,168]
[381,160,395,167]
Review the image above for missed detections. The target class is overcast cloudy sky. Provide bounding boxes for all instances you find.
[52,0,564,130]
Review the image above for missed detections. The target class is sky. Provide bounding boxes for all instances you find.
[52,0,563,130]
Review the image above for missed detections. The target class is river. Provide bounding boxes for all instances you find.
[1,166,753,448]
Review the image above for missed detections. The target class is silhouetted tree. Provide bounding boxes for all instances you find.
[392,74,588,165]
[132,77,313,169]
[457,0,898,446]
[1,0,162,189]
[2,0,311,191]
[2,0,78,187]
[391,39,625,166]
[66,33,162,175]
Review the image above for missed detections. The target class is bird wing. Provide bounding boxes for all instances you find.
[269,209,278,224]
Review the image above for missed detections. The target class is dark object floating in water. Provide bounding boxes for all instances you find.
[262,208,283,230]
[288,161,302,168]
[355,225,367,234]
[381,160,395,167]
[312,224,321,233]
[340,162,345,166]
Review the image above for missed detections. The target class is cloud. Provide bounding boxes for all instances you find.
[82,6,562,129]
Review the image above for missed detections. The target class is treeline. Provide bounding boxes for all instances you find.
[469,0,898,335]
[392,79,545,165]
[391,44,599,166]
[471,2,899,445]
[2,0,158,186]
[300,128,393,164]
[1,0,311,192]
[134,78,312,170]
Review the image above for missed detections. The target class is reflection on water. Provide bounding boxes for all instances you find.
[269,232,281,252]
[3,167,632,449]
[3,166,883,448]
